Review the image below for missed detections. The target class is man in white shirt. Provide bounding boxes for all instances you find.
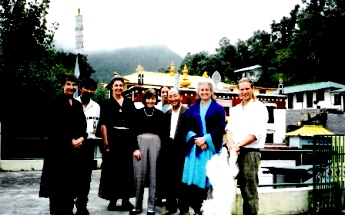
[225,78,268,215]
[161,88,189,215]
[75,78,101,215]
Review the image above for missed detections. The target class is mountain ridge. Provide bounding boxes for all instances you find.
[87,45,183,83]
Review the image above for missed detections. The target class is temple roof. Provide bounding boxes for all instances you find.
[123,71,231,90]
[282,81,345,94]
[285,125,334,137]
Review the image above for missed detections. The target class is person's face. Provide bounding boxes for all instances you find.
[198,84,212,101]
[112,80,124,96]
[161,87,169,101]
[146,96,156,108]
[238,81,253,102]
[62,80,77,96]
[80,85,95,99]
[168,90,182,108]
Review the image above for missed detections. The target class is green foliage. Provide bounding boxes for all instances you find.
[55,52,96,80]
[180,0,345,87]
[0,0,95,138]
[92,83,109,105]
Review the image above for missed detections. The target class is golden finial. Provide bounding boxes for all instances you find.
[78,8,80,15]
[180,65,191,88]
[169,61,175,76]
[136,65,144,73]
[202,71,208,78]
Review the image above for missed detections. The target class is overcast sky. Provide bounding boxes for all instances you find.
[46,0,302,57]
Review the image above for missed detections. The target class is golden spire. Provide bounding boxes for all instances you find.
[202,71,208,78]
[169,61,175,76]
[78,8,80,15]
[136,65,144,73]
[180,65,191,88]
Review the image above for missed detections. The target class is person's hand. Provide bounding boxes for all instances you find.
[133,150,142,160]
[104,146,110,153]
[194,137,205,146]
[233,144,241,155]
[195,137,207,151]
[72,137,84,148]
[200,143,208,150]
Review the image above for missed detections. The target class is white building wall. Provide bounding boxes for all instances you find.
[289,90,342,110]
[292,94,303,109]
[273,109,286,144]
[288,136,301,148]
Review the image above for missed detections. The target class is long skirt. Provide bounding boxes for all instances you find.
[98,128,135,200]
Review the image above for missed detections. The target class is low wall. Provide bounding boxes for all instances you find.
[0,160,312,215]
[233,187,312,215]
[0,159,103,171]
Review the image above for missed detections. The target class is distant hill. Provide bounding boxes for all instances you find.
[87,45,183,83]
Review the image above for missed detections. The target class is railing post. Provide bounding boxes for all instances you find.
[0,122,2,160]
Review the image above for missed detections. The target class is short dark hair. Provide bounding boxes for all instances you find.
[61,73,78,86]
[141,88,157,105]
[160,86,170,91]
[81,78,97,89]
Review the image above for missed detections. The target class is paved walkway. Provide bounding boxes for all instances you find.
[0,170,178,215]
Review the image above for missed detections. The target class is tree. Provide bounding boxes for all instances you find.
[55,51,96,80]
[0,0,60,139]
[179,51,212,76]
[214,37,238,82]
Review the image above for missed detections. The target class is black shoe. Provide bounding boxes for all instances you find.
[155,198,165,207]
[108,200,119,211]
[147,210,155,215]
[161,209,177,215]
[121,201,134,211]
[76,208,89,215]
[129,209,142,215]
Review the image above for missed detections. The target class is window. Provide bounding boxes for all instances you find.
[316,90,324,101]
[266,106,275,123]
[334,94,341,105]
[266,133,274,143]
[306,92,313,108]
[259,89,266,94]
[296,93,304,103]
[288,94,293,109]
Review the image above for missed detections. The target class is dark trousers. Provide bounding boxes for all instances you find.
[48,158,75,215]
[74,139,95,209]
[49,193,74,215]
[237,149,261,215]
[179,183,208,214]
[164,139,185,212]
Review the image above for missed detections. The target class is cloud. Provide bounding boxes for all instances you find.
[46,0,302,56]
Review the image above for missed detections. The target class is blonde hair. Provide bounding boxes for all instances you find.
[238,77,257,101]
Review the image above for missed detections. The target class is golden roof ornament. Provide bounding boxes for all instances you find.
[202,71,208,78]
[136,65,144,73]
[180,65,191,88]
[169,61,175,76]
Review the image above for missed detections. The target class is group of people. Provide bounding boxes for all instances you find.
[40,73,268,215]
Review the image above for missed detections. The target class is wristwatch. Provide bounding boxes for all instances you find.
[238,143,243,149]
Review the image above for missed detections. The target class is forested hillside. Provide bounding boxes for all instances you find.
[180,0,345,87]
[88,45,183,83]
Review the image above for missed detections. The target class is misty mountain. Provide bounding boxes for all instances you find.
[87,45,183,83]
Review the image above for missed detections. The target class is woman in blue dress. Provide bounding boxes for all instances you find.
[179,81,226,215]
